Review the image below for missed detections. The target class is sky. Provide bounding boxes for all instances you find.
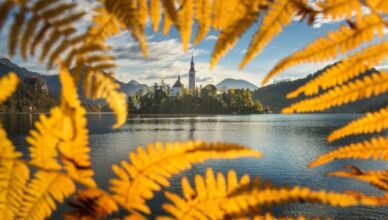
[0,0,387,87]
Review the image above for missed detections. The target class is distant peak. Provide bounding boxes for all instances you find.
[128,80,139,85]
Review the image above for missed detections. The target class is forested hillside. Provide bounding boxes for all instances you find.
[253,67,387,113]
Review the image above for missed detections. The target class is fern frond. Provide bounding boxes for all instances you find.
[8,8,25,57]
[210,0,261,68]
[109,141,261,214]
[0,72,19,104]
[150,0,161,32]
[211,0,240,31]
[288,42,388,98]
[0,159,29,220]
[326,165,388,191]
[239,0,299,69]
[163,13,172,34]
[193,0,211,45]
[224,185,385,216]
[367,0,388,13]
[309,136,388,168]
[0,124,21,159]
[316,0,363,20]
[26,107,65,170]
[105,0,148,57]
[178,0,193,52]
[58,66,95,186]
[18,171,75,220]
[0,1,15,33]
[65,189,118,219]
[138,0,148,28]
[262,13,385,85]
[282,71,388,113]
[328,106,388,142]
[159,168,250,220]
[89,72,127,129]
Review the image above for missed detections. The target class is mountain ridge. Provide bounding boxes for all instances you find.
[216,78,258,90]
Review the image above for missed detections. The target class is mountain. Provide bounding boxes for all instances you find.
[216,78,258,90]
[0,58,148,98]
[252,66,387,113]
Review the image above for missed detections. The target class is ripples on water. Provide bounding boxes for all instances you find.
[2,113,388,219]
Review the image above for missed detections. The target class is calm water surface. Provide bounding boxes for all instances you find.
[2,113,388,219]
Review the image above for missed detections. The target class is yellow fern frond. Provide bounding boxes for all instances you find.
[0,159,29,220]
[326,165,388,191]
[367,0,388,13]
[178,0,193,52]
[109,141,261,214]
[288,42,388,98]
[309,136,388,168]
[163,13,172,35]
[193,0,211,45]
[0,125,21,159]
[64,189,119,219]
[262,13,385,85]
[138,0,148,28]
[0,1,15,32]
[18,171,75,220]
[58,66,95,186]
[239,0,299,69]
[316,0,363,20]
[89,72,127,129]
[158,168,250,220]
[26,107,65,170]
[210,0,261,68]
[282,71,388,113]
[105,0,148,57]
[0,72,19,104]
[150,0,161,32]
[211,0,240,31]
[224,185,384,216]
[162,0,178,27]
[328,106,388,142]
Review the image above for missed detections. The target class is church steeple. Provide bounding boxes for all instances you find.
[189,56,195,94]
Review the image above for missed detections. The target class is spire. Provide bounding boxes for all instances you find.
[191,55,194,64]
[178,75,180,80]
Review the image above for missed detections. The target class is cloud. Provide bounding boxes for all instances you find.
[204,35,217,41]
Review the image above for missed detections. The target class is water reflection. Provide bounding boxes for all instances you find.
[1,113,388,219]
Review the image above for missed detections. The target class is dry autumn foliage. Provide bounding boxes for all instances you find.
[0,0,387,219]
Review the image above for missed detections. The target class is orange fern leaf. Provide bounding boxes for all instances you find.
[309,136,388,168]
[326,165,388,191]
[163,13,172,34]
[210,0,262,68]
[178,0,193,52]
[150,0,161,32]
[367,0,388,13]
[328,106,388,142]
[0,1,15,33]
[159,168,250,220]
[109,141,261,214]
[262,13,385,85]
[193,0,212,45]
[316,0,363,20]
[282,71,388,113]
[239,0,299,69]
[288,42,388,98]
[18,171,75,220]
[0,72,19,104]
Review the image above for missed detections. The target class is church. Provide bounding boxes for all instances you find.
[171,56,196,96]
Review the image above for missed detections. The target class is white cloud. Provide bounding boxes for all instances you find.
[204,35,217,41]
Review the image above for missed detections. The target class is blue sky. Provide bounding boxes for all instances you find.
[0,0,387,87]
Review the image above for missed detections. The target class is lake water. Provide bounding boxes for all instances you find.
[2,113,388,219]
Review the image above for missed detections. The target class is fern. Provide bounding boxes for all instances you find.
[239,0,300,69]
[262,13,385,85]
[316,0,363,20]
[193,0,212,45]
[158,168,250,220]
[0,72,19,104]
[328,106,388,142]
[150,0,161,32]
[109,141,261,214]
[309,136,388,168]
[18,171,75,220]
[282,71,388,113]
[159,168,381,219]
[288,42,388,98]
[326,165,388,191]
[210,0,262,68]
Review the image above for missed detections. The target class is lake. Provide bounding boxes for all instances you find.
[2,113,388,219]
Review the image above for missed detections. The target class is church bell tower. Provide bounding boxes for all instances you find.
[189,56,195,94]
